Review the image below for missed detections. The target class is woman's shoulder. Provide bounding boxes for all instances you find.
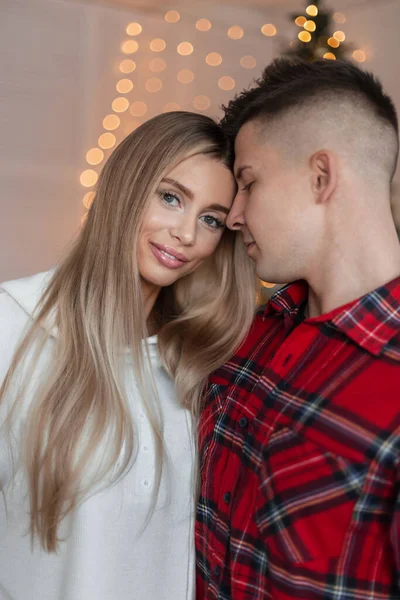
[0,270,55,360]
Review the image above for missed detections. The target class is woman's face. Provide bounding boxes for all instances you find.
[138,153,235,301]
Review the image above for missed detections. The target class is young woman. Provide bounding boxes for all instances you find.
[0,112,257,600]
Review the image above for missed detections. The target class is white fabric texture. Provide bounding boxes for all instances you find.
[0,271,195,600]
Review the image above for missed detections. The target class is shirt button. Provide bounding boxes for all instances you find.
[142,479,151,487]
[238,417,248,428]
[214,565,221,577]
[223,492,231,504]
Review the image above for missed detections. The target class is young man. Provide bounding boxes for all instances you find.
[196,58,400,599]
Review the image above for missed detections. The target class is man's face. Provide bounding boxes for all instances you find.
[226,120,316,283]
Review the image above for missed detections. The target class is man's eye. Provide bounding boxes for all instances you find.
[243,182,254,193]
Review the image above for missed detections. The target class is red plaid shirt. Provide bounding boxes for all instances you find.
[196,277,400,599]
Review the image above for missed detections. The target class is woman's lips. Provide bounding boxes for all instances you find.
[150,243,189,269]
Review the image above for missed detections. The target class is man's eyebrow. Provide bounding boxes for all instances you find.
[161,177,194,199]
[235,165,252,181]
[207,203,230,215]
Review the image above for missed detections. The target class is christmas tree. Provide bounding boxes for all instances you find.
[285,0,352,62]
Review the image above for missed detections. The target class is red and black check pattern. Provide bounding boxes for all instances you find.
[196,277,400,599]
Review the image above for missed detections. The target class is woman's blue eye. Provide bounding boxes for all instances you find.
[160,191,180,206]
[201,215,224,229]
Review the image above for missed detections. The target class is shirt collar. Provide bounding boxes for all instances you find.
[264,277,400,359]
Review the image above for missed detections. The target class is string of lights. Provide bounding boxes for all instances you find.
[79,2,370,222]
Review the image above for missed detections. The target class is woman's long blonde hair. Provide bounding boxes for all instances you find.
[0,111,257,552]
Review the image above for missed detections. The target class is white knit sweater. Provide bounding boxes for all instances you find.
[0,271,195,600]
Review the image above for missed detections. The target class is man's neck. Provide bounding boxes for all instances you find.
[306,215,400,318]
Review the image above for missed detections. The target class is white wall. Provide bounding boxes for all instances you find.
[0,0,399,281]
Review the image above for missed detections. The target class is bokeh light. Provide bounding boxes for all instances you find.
[102,114,120,131]
[261,24,277,37]
[150,38,166,52]
[98,133,116,149]
[178,69,194,83]
[193,95,211,111]
[121,40,139,54]
[116,79,133,94]
[149,58,167,73]
[80,169,98,187]
[86,148,104,165]
[119,59,136,74]
[196,19,212,32]
[227,26,243,40]
[130,101,148,117]
[240,55,257,69]
[112,97,129,112]
[206,52,222,66]
[177,42,194,56]
[218,76,235,91]
[126,23,142,36]
[165,10,180,23]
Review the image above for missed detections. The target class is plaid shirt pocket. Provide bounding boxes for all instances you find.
[255,426,367,564]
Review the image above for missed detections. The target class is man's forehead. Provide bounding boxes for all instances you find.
[234,121,278,176]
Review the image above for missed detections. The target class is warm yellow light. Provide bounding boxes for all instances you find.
[196,18,212,32]
[145,77,163,92]
[80,169,98,188]
[149,58,166,73]
[102,114,120,131]
[112,97,129,113]
[298,31,312,42]
[304,20,316,32]
[150,38,166,52]
[177,42,194,56]
[353,49,366,63]
[119,59,136,74]
[333,12,346,24]
[130,101,147,117]
[82,191,96,209]
[98,133,116,149]
[126,22,142,36]
[163,102,181,112]
[323,52,337,60]
[261,24,277,37]
[86,148,104,166]
[240,55,257,69]
[165,10,180,23]
[333,30,346,42]
[218,76,235,91]
[328,37,340,48]
[205,52,222,67]
[227,26,244,40]
[177,69,194,83]
[306,5,318,17]
[260,280,276,289]
[116,78,133,94]
[295,16,307,27]
[193,96,211,111]
[121,40,139,54]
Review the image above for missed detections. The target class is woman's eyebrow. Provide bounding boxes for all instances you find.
[161,177,194,199]
[207,203,230,215]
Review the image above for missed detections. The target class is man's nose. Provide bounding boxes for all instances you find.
[226,193,246,231]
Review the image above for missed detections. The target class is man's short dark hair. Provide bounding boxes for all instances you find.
[221,58,399,148]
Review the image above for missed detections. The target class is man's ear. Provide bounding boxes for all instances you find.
[310,150,338,204]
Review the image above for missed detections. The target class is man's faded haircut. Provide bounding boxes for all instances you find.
[221,58,399,178]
